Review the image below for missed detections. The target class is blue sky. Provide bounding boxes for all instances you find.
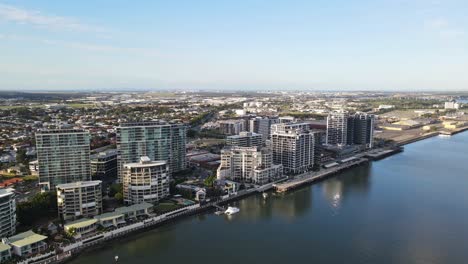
[0,0,467,91]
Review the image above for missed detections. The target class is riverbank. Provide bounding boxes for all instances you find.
[382,125,468,147]
[67,130,468,264]
[35,131,456,264]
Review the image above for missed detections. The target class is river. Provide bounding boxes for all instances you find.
[70,132,468,264]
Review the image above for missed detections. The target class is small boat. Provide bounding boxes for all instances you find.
[224,206,240,215]
[115,255,119,262]
[215,210,224,215]
[262,192,268,199]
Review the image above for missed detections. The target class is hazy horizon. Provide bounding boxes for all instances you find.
[1,0,467,91]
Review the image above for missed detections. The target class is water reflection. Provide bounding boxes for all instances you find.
[228,187,313,221]
[322,163,372,213]
[70,133,468,264]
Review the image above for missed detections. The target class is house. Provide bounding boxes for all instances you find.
[175,184,207,201]
[114,202,153,219]
[64,218,98,239]
[0,243,11,263]
[5,230,48,257]
[195,189,206,201]
[94,212,125,228]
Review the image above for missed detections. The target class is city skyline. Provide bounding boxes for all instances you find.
[1,0,468,91]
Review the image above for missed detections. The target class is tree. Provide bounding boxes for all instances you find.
[17,192,58,227]
[108,183,122,197]
[204,174,216,187]
[187,129,198,138]
[16,149,28,165]
[114,192,123,202]
[65,227,77,238]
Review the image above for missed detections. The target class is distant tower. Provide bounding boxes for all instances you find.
[117,121,186,182]
[248,116,279,141]
[36,129,91,191]
[326,110,349,146]
[226,131,263,148]
[347,112,375,149]
[271,123,315,174]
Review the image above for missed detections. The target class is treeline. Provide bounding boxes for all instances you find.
[17,192,58,227]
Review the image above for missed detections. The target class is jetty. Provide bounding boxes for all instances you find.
[275,158,368,193]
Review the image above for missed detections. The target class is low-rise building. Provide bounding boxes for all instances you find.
[5,230,47,257]
[94,212,126,228]
[0,243,11,263]
[175,185,207,201]
[29,160,39,175]
[114,202,153,219]
[64,218,98,239]
[56,181,103,222]
[445,100,460,109]
[443,121,466,130]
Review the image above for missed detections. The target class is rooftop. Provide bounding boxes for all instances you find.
[0,188,15,198]
[94,212,124,221]
[65,218,97,229]
[8,230,47,248]
[115,202,153,214]
[56,180,102,190]
[36,129,87,134]
[124,159,167,168]
[0,243,11,252]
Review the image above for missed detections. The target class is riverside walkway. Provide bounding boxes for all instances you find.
[275,158,368,193]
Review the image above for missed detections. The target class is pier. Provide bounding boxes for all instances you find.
[275,158,369,193]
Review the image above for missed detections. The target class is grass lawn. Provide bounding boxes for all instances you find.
[66,103,96,108]
[154,202,184,214]
[0,173,18,178]
[0,105,45,110]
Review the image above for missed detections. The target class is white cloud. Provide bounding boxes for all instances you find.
[426,18,449,29]
[425,17,465,39]
[40,39,163,57]
[0,3,105,32]
[1,34,162,57]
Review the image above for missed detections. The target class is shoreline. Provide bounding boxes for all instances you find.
[395,126,468,146]
[31,129,466,264]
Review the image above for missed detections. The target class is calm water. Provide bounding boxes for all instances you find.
[71,133,468,264]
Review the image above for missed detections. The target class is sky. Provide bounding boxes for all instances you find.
[0,0,467,91]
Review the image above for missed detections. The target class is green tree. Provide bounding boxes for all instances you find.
[16,149,28,165]
[108,184,122,197]
[17,192,57,227]
[204,174,216,187]
[114,192,123,202]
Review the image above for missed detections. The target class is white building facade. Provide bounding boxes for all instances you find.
[217,147,283,184]
[56,181,103,222]
[0,189,16,238]
[123,157,170,205]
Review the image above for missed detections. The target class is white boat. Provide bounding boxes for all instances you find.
[262,192,268,199]
[224,206,240,215]
[215,210,224,215]
[115,255,119,262]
